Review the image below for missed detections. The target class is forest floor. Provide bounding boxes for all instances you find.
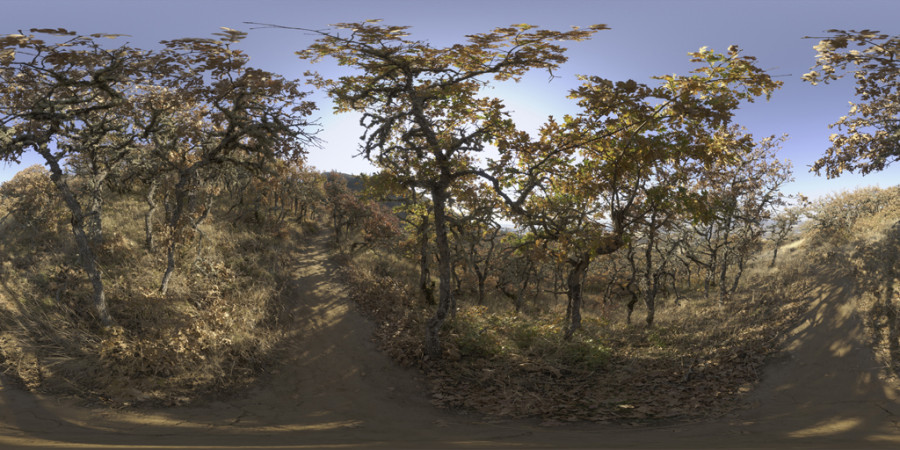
[1,231,899,449]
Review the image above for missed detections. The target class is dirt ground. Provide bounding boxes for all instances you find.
[1,233,899,449]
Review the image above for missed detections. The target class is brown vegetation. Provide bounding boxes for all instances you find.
[0,25,897,433]
[340,231,815,422]
[805,186,900,383]
[0,178,313,406]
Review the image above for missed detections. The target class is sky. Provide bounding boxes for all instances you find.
[0,0,898,200]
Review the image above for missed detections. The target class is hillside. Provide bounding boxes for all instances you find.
[1,228,899,448]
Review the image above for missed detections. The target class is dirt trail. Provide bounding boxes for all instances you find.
[2,233,900,449]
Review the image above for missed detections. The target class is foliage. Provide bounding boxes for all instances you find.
[803,29,900,177]
[0,29,164,326]
[0,187,304,405]
[805,186,900,249]
[339,237,813,422]
[224,160,325,230]
[491,46,782,337]
[294,20,606,358]
[0,164,66,233]
[325,173,401,254]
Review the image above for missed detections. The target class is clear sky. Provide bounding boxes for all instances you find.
[1,0,898,200]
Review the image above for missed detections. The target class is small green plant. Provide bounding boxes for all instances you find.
[556,338,610,371]
[449,310,502,358]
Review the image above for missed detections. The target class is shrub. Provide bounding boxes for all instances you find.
[0,165,67,233]
[0,186,300,405]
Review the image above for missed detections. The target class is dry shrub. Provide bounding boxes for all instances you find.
[806,186,900,253]
[340,241,814,423]
[339,252,426,366]
[95,286,278,404]
[0,164,67,234]
[803,186,900,383]
[0,186,303,406]
[847,220,900,382]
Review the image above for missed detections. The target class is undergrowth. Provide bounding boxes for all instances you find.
[0,189,306,406]
[341,244,815,423]
[806,187,900,385]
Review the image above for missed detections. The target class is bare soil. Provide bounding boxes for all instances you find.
[1,233,899,449]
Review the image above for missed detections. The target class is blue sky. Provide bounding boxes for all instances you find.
[1,0,898,200]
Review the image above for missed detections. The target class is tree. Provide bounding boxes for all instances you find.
[495,234,547,313]
[768,203,804,268]
[0,164,66,233]
[144,28,317,295]
[0,29,159,327]
[290,20,606,358]
[803,29,899,177]
[448,182,504,306]
[491,46,782,337]
[324,173,400,254]
[690,130,792,302]
[627,169,697,326]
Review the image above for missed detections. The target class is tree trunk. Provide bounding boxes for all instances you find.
[160,240,177,295]
[667,272,684,306]
[625,244,639,325]
[425,186,453,359]
[533,265,544,309]
[717,217,734,303]
[513,265,532,313]
[475,267,487,305]
[769,246,780,268]
[643,225,658,326]
[564,258,590,340]
[418,213,435,306]
[144,178,158,251]
[159,174,191,295]
[450,261,460,317]
[83,168,107,245]
[644,285,657,326]
[718,252,730,304]
[331,203,341,246]
[626,289,639,325]
[729,254,746,297]
[42,154,115,327]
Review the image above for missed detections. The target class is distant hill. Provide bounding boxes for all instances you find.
[324,171,365,192]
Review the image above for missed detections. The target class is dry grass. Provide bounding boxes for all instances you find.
[802,187,900,384]
[341,242,815,423]
[0,189,307,406]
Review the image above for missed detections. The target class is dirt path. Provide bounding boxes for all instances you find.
[2,234,899,449]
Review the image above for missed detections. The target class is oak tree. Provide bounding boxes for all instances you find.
[685,129,792,302]
[804,29,899,177]
[146,28,317,294]
[290,20,606,358]
[492,47,781,336]
[0,29,158,327]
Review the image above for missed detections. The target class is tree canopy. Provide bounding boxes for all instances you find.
[290,20,607,357]
[804,29,900,177]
